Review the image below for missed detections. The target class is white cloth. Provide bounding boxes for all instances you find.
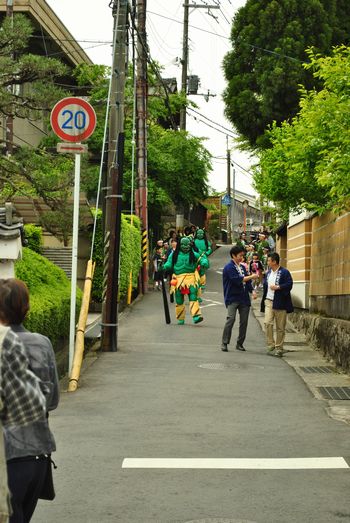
[266,269,279,300]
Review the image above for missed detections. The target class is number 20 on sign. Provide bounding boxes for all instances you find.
[50,97,96,143]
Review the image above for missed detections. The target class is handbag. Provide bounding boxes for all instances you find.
[39,456,57,501]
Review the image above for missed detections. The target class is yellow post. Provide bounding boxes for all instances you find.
[67,260,95,392]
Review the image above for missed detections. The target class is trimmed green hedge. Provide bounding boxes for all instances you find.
[91,213,142,302]
[23,224,42,253]
[15,248,82,343]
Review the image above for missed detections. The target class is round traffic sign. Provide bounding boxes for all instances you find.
[50,97,97,143]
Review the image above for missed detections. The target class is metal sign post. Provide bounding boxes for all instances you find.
[50,97,96,374]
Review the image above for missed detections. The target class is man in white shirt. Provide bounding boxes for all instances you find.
[261,252,294,357]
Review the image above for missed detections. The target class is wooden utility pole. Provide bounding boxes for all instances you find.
[135,0,149,293]
[6,0,14,155]
[101,0,128,352]
[226,136,232,244]
[180,3,220,131]
[180,2,189,131]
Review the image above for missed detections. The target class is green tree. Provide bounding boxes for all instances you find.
[254,46,350,217]
[0,14,79,244]
[223,0,350,149]
[72,63,211,229]
[0,14,67,122]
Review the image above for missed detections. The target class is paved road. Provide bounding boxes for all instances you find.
[34,246,350,523]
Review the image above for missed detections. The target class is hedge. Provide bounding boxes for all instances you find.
[15,247,82,343]
[23,224,43,253]
[91,213,142,302]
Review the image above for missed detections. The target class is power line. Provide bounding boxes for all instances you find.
[148,10,303,63]
[187,107,236,135]
[130,12,177,129]
[187,111,236,139]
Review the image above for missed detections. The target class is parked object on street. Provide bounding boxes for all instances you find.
[0,279,59,523]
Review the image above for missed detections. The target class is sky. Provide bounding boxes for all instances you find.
[46,0,255,196]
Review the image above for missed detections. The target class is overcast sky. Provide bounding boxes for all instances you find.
[46,0,255,195]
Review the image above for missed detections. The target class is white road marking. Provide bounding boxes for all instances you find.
[122,457,349,469]
[216,270,223,275]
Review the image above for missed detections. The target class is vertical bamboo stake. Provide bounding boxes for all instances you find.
[68,260,95,392]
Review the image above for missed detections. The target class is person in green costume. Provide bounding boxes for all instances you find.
[163,236,208,324]
[193,228,212,300]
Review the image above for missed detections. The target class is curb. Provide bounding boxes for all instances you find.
[251,298,350,425]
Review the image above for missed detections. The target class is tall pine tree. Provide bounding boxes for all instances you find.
[223,0,350,149]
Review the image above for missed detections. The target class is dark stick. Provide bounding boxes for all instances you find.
[161,277,171,324]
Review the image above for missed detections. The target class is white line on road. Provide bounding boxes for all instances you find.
[122,457,349,470]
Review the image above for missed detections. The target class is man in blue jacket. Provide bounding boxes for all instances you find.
[261,252,294,357]
[221,245,258,352]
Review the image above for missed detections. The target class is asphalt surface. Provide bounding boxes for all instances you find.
[34,245,350,523]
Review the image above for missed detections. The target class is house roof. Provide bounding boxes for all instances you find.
[0,0,93,67]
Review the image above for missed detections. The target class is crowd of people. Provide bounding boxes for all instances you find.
[152,226,212,323]
[152,225,294,359]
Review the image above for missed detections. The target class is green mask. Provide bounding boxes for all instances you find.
[180,237,191,253]
[196,229,204,240]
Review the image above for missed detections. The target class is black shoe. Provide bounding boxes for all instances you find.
[221,343,228,352]
[236,344,246,351]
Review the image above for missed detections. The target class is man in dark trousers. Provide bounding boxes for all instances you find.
[221,245,259,352]
[261,252,294,357]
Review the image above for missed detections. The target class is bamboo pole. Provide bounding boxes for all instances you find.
[68,260,95,392]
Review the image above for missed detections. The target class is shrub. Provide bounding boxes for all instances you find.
[23,224,42,253]
[207,219,220,240]
[15,248,82,343]
[90,213,142,302]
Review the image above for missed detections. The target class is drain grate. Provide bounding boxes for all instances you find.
[300,366,335,374]
[318,387,350,400]
[284,341,308,346]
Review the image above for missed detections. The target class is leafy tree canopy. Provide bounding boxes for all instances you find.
[223,0,350,149]
[253,46,350,218]
[72,63,211,228]
[0,14,67,119]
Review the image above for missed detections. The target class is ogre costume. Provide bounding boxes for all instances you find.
[163,237,208,324]
[194,229,212,297]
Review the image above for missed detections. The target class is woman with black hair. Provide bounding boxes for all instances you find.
[0,279,59,523]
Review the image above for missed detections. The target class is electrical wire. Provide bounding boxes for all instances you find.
[148,10,303,63]
[187,107,235,135]
[89,4,119,260]
[130,14,177,130]
[187,111,236,139]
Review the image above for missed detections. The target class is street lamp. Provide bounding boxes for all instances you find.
[242,200,249,234]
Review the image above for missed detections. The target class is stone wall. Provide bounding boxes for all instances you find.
[290,310,350,373]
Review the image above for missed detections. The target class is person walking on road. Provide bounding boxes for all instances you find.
[0,279,59,523]
[260,252,294,357]
[221,245,259,352]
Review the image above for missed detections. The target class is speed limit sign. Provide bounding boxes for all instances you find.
[50,97,97,143]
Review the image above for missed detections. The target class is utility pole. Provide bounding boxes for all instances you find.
[180,3,220,131]
[6,0,14,155]
[226,135,232,244]
[231,165,236,239]
[135,0,149,293]
[101,0,128,352]
[180,2,189,131]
